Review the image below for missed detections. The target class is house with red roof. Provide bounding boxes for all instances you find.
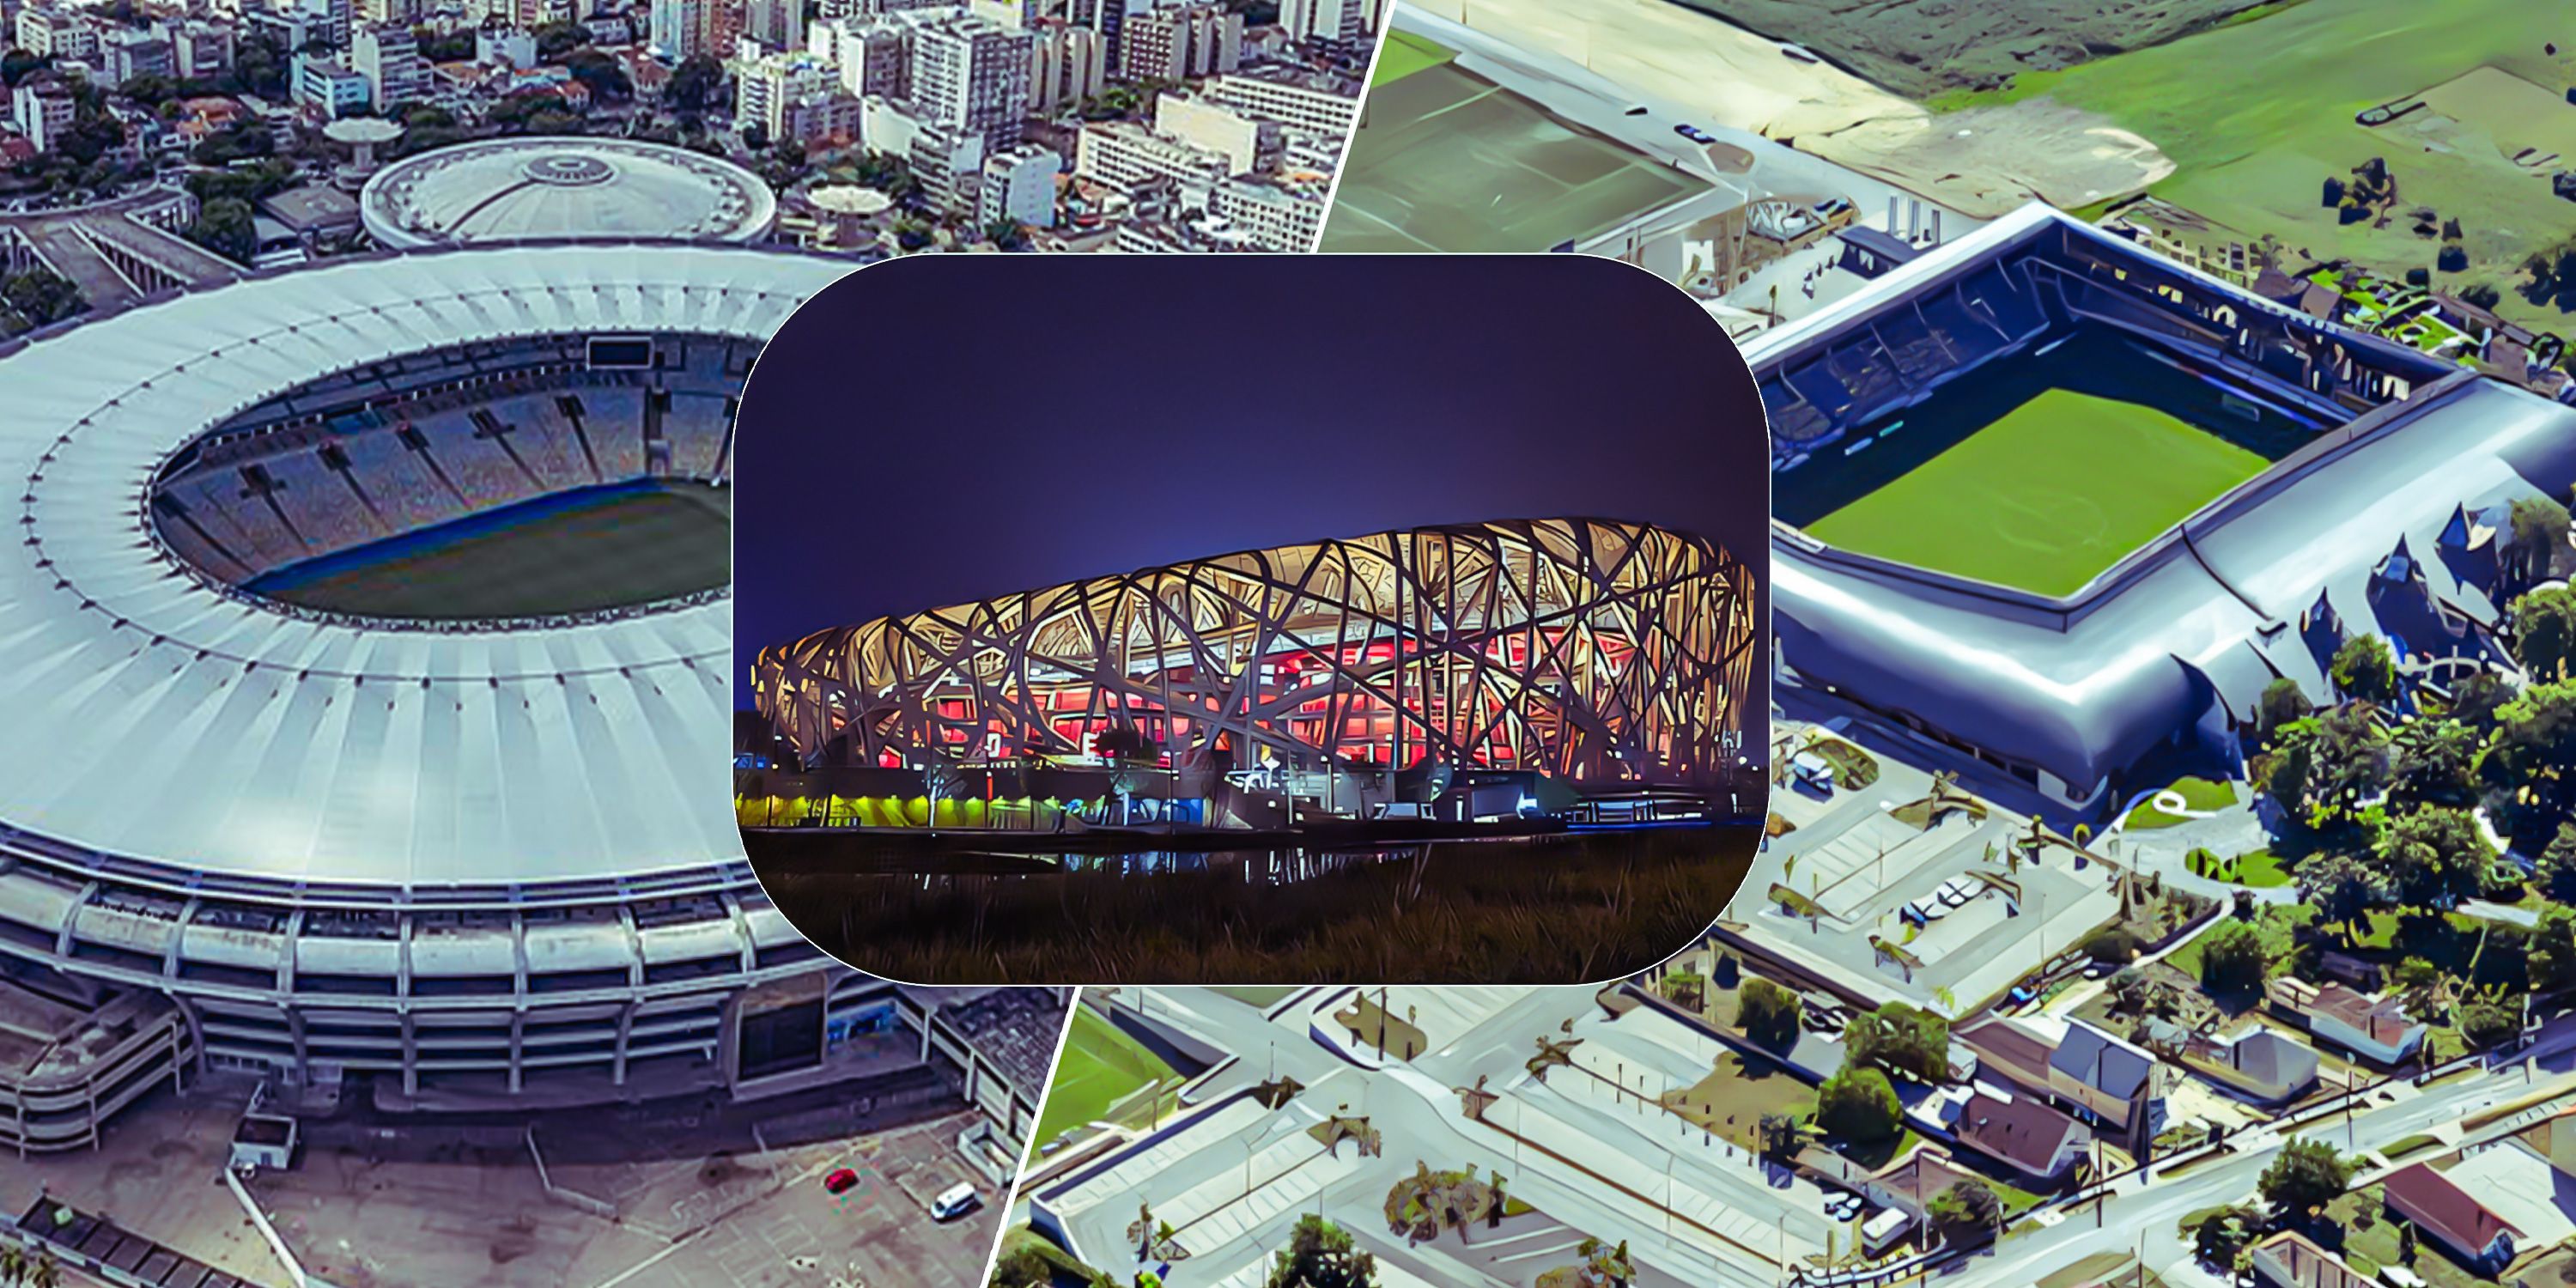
[2384,1161,2520,1273]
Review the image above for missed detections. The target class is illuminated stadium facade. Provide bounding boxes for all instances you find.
[751,519,1759,820]
[0,245,1051,1164]
[1753,204,2576,817]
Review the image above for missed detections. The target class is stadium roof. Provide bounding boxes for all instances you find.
[360,137,778,249]
[0,244,853,889]
[1751,204,2576,806]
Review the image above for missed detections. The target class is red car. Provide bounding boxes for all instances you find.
[823,1168,860,1195]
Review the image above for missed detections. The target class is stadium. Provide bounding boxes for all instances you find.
[748,519,1761,826]
[1754,203,2576,817]
[0,243,1050,1173]
[358,137,779,250]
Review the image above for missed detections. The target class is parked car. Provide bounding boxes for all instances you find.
[823,1168,860,1195]
[1674,123,1718,143]
[931,1182,981,1221]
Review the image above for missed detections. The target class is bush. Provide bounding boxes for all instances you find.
[1737,977,1801,1047]
[2404,266,2431,286]
[2081,927,2142,964]
[2198,919,2269,991]
[1817,1067,1902,1142]
[2462,999,2520,1047]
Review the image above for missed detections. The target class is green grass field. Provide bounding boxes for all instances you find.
[1802,389,2270,597]
[1935,0,2576,334]
[1033,1007,1180,1145]
[1370,30,1454,86]
[252,482,729,620]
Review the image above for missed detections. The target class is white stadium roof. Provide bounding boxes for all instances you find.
[0,244,853,890]
[359,137,779,249]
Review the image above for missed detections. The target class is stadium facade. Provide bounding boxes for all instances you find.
[750,519,1760,823]
[0,243,1053,1167]
[1754,204,2576,817]
[358,137,779,250]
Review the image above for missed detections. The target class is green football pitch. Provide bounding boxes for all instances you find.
[1801,389,2270,598]
[252,482,731,620]
[1033,1006,1181,1145]
[1370,30,1455,86]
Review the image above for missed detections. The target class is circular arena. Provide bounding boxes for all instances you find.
[358,137,779,249]
[0,244,965,1149]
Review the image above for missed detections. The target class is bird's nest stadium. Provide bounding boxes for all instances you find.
[1755,204,2576,817]
[0,244,1051,1165]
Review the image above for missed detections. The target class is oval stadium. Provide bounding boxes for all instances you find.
[0,243,1055,1180]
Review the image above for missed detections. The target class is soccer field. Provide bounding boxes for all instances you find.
[250,481,731,620]
[1801,388,2271,598]
[1370,29,1454,86]
[1033,1007,1179,1145]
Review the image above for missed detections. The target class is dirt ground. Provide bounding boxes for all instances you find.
[1410,0,2174,216]
[1656,0,2277,100]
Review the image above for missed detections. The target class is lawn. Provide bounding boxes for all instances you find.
[1034,1006,1181,1145]
[1370,29,1454,86]
[1333,994,1431,1060]
[1929,0,2576,336]
[248,480,729,620]
[2167,903,2317,989]
[2123,776,2239,829]
[1659,1050,1820,1152]
[1801,389,2270,598]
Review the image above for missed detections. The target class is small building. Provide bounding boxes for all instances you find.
[2251,1230,2377,1288]
[2196,1027,2320,1104]
[2384,1161,2520,1274]
[2268,979,2425,1065]
[1953,1088,2085,1183]
[258,185,362,246]
[230,1112,297,1170]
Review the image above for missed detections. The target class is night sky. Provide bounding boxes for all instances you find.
[731,252,1771,703]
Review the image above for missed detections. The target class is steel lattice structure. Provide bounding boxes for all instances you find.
[751,518,1758,790]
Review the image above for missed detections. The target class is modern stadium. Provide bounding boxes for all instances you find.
[357,137,779,250]
[0,241,1054,1178]
[747,518,1762,828]
[1754,203,2576,817]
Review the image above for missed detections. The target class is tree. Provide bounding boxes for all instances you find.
[2450,668,2518,729]
[2296,851,2385,938]
[2463,998,2521,1047]
[2198,919,2268,992]
[990,1243,1054,1288]
[2193,1206,2263,1267]
[187,197,257,264]
[666,54,723,112]
[2257,677,2313,741]
[1756,1111,1804,1160]
[2513,585,2576,682]
[2492,680,2576,825]
[1268,1214,1376,1288]
[2258,1136,2356,1218]
[986,218,1031,250]
[1816,1067,1902,1142]
[0,269,84,337]
[2331,635,2398,704]
[1735,976,1801,1046]
[1927,1180,2002,1246]
[2463,282,2503,309]
[2541,823,2576,903]
[2506,495,2572,590]
[2377,805,2491,907]
[2311,702,2393,815]
[1843,1001,1948,1082]
[2390,717,2481,807]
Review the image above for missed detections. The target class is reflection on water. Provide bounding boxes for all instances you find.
[748,824,1757,986]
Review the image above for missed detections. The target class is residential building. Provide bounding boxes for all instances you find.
[1153,94,1279,175]
[1027,19,1103,113]
[978,143,1056,228]
[913,13,1032,150]
[736,49,837,139]
[9,73,73,155]
[859,95,984,212]
[650,0,714,60]
[1204,70,1357,142]
[2196,1027,2320,1104]
[777,88,864,145]
[361,0,423,26]
[2383,1161,2519,1273]
[2251,1231,2378,1288]
[814,17,911,99]
[14,7,97,60]
[1952,1088,2085,1183]
[352,23,431,110]
[1207,175,1321,252]
[477,27,538,69]
[303,0,354,51]
[1073,120,1226,191]
[2267,979,2426,1064]
[292,54,374,118]
[2044,1018,2171,1151]
[98,29,175,88]
[1118,3,1237,81]
[1277,0,1361,50]
[170,20,236,81]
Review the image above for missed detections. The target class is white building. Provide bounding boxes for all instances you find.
[860,94,984,212]
[736,48,837,139]
[912,13,1032,150]
[1209,175,1322,252]
[1203,70,1356,143]
[738,0,799,50]
[1072,119,1226,191]
[1277,0,1363,50]
[98,28,175,88]
[650,0,714,61]
[14,8,97,60]
[170,20,236,81]
[1027,19,1103,113]
[978,143,1056,228]
[1152,94,1278,175]
[477,27,538,69]
[9,74,73,155]
[351,23,430,110]
[360,0,423,27]
[291,54,374,118]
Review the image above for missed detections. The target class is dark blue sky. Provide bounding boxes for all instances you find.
[731,252,1770,702]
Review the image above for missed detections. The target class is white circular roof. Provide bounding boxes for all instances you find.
[361,137,779,248]
[0,245,852,889]
[323,117,404,143]
[809,185,893,216]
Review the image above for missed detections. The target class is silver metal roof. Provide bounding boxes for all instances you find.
[0,245,853,888]
[359,137,779,249]
[1753,205,2576,802]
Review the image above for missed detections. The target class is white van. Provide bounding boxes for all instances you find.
[931,1182,981,1221]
